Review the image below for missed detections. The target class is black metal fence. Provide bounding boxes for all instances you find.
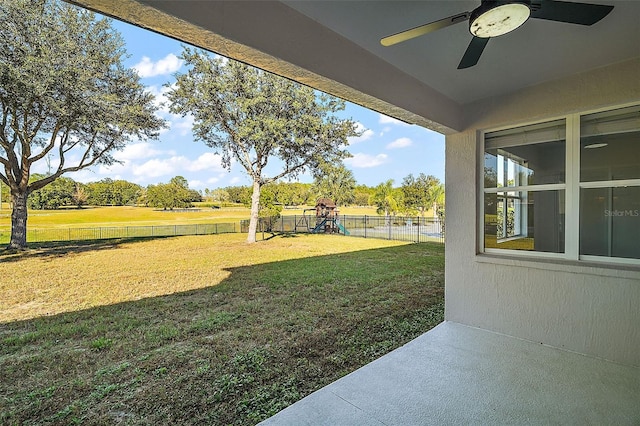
[243,215,444,244]
[1,223,239,244]
[4,215,444,245]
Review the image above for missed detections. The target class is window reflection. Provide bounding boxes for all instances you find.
[484,141,565,187]
[580,187,640,259]
[485,190,565,253]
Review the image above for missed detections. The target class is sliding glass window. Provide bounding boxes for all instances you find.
[579,106,640,260]
[481,105,640,264]
[483,120,566,253]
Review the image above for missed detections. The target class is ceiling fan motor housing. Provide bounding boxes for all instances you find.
[470,0,532,38]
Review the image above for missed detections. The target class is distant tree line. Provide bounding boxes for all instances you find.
[203,169,444,218]
[25,175,202,210]
[21,170,444,217]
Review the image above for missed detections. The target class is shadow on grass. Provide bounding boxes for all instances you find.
[0,241,444,425]
[261,232,301,241]
[0,236,179,263]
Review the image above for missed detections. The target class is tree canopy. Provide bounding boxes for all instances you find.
[313,162,356,207]
[401,173,440,216]
[146,176,199,210]
[0,0,165,248]
[370,179,402,218]
[166,48,359,242]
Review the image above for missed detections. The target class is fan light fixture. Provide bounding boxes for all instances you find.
[380,0,615,69]
[470,2,531,38]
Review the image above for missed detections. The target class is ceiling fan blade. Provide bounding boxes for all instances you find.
[458,37,489,69]
[530,0,614,25]
[381,12,470,46]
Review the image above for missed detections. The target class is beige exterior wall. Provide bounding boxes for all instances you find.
[445,58,640,367]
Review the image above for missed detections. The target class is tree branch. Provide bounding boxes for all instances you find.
[269,161,310,183]
[28,124,61,163]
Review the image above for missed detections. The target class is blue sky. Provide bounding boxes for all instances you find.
[69,18,445,190]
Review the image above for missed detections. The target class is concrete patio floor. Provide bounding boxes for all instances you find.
[260,321,640,425]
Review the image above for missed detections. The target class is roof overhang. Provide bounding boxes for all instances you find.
[65,1,640,135]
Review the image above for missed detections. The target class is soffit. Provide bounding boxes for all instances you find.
[64,0,640,134]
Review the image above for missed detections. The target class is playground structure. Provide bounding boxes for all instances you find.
[296,198,350,235]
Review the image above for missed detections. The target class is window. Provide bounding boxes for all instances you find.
[483,120,566,253]
[481,105,640,264]
[579,106,640,260]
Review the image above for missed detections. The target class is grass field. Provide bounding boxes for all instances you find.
[0,233,444,425]
[0,205,249,229]
[0,205,382,229]
[0,205,389,245]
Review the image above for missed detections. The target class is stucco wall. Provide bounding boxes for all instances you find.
[445,58,640,367]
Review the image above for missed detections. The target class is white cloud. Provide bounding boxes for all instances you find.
[386,137,413,149]
[131,155,225,179]
[94,151,225,183]
[188,179,205,189]
[344,153,388,168]
[144,84,194,136]
[378,114,409,126]
[348,122,375,144]
[169,114,194,136]
[133,54,183,78]
[115,142,165,161]
[230,176,243,185]
[132,158,178,178]
[186,152,225,172]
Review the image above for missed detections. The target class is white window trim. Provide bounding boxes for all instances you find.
[479,103,640,267]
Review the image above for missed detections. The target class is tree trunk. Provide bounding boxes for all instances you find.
[246,179,261,243]
[8,191,28,250]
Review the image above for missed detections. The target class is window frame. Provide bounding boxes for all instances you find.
[478,103,640,266]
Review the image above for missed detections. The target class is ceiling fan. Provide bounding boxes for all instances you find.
[380,0,614,69]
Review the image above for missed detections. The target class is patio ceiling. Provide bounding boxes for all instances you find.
[66,1,640,134]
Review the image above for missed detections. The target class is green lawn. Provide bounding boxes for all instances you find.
[0,233,444,425]
[0,205,383,229]
[0,205,249,229]
[0,205,394,245]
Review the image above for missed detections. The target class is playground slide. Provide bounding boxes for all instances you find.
[337,222,350,236]
[311,218,327,233]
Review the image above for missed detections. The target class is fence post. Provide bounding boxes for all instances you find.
[364,215,367,239]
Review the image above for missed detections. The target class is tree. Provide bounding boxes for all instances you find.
[259,183,283,219]
[429,182,445,222]
[354,184,373,206]
[0,179,9,210]
[86,179,142,206]
[401,173,439,216]
[27,175,75,210]
[370,180,401,219]
[167,48,358,243]
[146,176,194,210]
[86,179,114,206]
[72,183,89,209]
[111,180,142,206]
[205,188,229,206]
[224,186,252,205]
[313,162,356,206]
[0,0,164,249]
